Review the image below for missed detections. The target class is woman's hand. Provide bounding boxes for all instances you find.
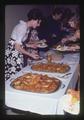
[30,51,40,60]
[15,43,39,60]
[61,38,68,44]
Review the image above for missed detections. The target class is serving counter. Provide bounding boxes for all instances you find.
[5,53,80,115]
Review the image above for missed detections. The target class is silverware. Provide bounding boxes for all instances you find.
[57,73,72,78]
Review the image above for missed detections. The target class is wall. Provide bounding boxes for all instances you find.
[5,5,53,49]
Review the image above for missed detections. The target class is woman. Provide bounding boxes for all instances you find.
[5,8,43,80]
[61,16,80,44]
[61,16,80,51]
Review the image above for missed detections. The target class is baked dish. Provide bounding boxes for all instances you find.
[10,73,61,93]
[31,63,70,73]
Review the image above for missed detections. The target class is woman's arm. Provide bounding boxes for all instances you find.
[61,30,80,44]
[15,43,39,59]
[67,30,80,41]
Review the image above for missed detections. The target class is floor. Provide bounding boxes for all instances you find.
[5,108,42,116]
[6,109,20,115]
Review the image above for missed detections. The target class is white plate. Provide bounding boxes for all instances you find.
[61,94,80,115]
[56,47,70,51]
[53,45,80,52]
[37,44,48,48]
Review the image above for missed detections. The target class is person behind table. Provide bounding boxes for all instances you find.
[61,8,75,35]
[5,8,44,80]
[37,7,65,49]
[61,15,80,44]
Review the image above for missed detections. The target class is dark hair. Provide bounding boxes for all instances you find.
[27,8,43,21]
[62,8,75,27]
[52,7,64,16]
[63,8,75,20]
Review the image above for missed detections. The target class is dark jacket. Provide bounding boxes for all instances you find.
[38,15,68,48]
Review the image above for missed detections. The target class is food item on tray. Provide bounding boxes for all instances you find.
[62,89,80,114]
[10,73,61,93]
[51,53,63,61]
[55,45,70,51]
[56,45,66,51]
[45,51,63,62]
[67,89,80,102]
[31,63,70,73]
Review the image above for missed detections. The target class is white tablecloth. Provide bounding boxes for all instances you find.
[5,53,80,115]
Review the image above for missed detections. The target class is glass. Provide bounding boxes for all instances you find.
[47,53,52,63]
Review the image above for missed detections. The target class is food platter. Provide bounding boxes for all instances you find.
[10,72,61,94]
[31,63,70,73]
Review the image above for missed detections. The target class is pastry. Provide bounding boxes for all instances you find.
[11,73,61,93]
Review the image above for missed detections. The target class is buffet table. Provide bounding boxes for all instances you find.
[5,53,80,115]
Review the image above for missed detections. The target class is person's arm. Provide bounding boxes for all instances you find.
[15,43,39,59]
[66,30,80,41]
[25,43,38,49]
[67,35,77,41]
[61,33,79,44]
[75,30,80,39]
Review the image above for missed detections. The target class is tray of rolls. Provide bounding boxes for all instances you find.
[31,63,70,73]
